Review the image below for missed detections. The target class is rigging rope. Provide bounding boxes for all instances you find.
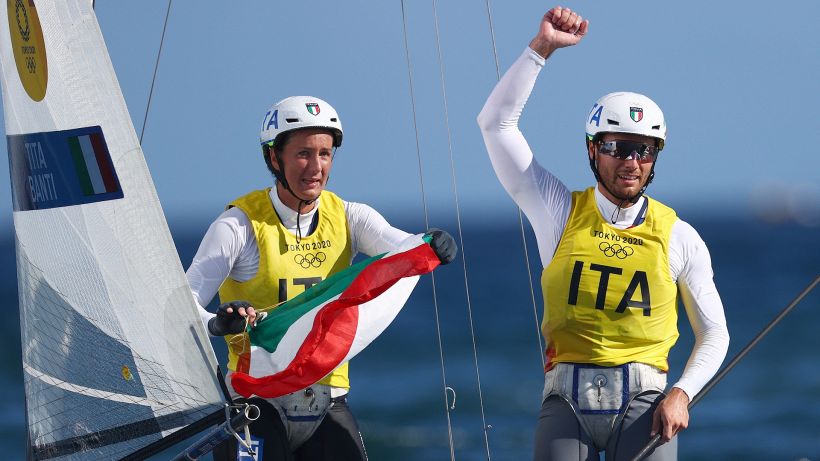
[398,1,457,459]
[139,0,173,144]
[431,1,492,459]
[483,0,546,370]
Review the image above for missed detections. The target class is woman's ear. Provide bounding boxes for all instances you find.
[267,146,281,172]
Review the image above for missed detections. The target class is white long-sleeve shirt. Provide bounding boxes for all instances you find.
[477,47,729,399]
[187,188,412,328]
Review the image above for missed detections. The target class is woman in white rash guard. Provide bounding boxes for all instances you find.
[187,96,457,461]
[477,7,729,461]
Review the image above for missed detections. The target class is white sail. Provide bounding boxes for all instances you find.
[0,1,225,459]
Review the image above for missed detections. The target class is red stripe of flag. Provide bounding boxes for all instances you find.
[231,242,440,398]
[89,133,118,193]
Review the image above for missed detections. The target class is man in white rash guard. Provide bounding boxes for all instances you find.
[477,7,729,461]
[187,96,456,461]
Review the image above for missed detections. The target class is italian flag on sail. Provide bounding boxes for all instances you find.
[230,234,441,399]
[67,133,119,196]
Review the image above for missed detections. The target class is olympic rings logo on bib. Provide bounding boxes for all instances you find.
[598,242,634,259]
[294,252,327,268]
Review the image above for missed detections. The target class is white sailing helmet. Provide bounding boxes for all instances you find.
[259,96,343,148]
[585,92,666,150]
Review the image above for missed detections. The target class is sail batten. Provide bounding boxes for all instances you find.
[1,1,225,458]
[30,406,217,460]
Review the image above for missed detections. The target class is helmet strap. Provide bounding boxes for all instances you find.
[295,199,307,244]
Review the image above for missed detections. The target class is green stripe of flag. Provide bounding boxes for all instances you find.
[67,136,94,195]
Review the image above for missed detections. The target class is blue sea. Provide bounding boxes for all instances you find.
[0,215,817,460]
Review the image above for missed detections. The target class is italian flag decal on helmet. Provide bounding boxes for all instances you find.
[630,106,643,123]
[306,103,320,116]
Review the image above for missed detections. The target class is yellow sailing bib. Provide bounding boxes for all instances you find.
[541,187,679,371]
[219,188,352,388]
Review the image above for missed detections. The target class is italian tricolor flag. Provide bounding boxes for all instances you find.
[230,234,441,399]
[67,133,118,196]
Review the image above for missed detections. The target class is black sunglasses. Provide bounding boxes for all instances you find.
[597,140,658,163]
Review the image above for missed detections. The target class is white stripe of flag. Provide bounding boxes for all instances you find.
[78,134,106,194]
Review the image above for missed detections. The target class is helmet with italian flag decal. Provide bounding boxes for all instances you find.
[259,96,343,149]
[585,92,666,150]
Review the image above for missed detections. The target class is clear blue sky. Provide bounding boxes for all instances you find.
[2,1,819,233]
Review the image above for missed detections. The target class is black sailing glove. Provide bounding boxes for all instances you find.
[208,300,253,336]
[427,228,457,265]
